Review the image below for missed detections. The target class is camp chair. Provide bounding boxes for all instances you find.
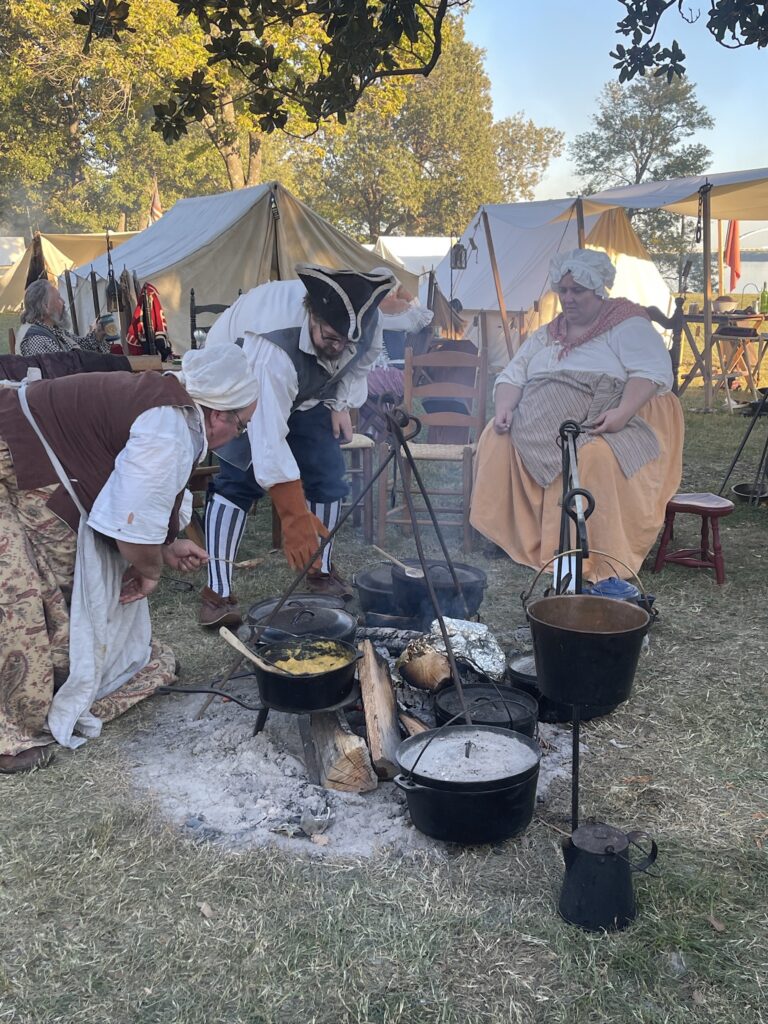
[376,342,489,553]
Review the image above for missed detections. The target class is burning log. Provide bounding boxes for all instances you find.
[358,640,401,780]
[398,712,430,737]
[309,711,378,793]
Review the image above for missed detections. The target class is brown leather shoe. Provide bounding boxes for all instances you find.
[199,585,242,628]
[0,744,55,775]
[306,567,354,601]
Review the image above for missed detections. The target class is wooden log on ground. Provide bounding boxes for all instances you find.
[358,640,402,779]
[398,711,431,737]
[310,711,378,793]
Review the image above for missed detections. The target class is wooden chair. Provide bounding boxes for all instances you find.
[8,328,16,355]
[184,464,220,547]
[376,342,489,553]
[189,289,232,349]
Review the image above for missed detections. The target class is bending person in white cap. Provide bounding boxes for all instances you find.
[0,345,259,773]
[200,263,432,623]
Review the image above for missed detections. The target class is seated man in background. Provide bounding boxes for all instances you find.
[471,248,684,579]
[17,279,109,357]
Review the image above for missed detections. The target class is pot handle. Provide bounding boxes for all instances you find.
[156,684,263,712]
[626,830,659,874]
[520,548,653,617]
[394,774,419,793]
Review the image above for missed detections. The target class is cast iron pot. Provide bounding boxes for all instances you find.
[434,683,538,737]
[254,637,361,711]
[390,561,487,619]
[506,652,619,723]
[353,561,418,615]
[246,595,357,644]
[394,725,541,844]
[526,595,649,707]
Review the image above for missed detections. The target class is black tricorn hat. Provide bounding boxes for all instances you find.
[296,263,397,343]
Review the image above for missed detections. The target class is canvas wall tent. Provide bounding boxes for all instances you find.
[0,231,135,313]
[372,236,452,278]
[433,199,672,370]
[68,183,417,351]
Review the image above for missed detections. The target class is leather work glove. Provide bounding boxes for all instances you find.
[269,480,329,571]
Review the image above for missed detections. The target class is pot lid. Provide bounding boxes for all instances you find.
[398,726,539,784]
[391,561,487,587]
[572,823,629,855]
[586,577,641,600]
[435,685,536,725]
[353,562,396,591]
[247,597,355,639]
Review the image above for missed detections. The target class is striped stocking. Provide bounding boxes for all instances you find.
[205,494,247,597]
[307,499,341,574]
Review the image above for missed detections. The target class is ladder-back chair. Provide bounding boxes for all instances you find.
[376,341,489,553]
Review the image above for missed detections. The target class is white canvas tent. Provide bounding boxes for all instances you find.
[579,166,768,408]
[0,231,135,313]
[69,183,416,351]
[434,199,672,370]
[372,236,452,278]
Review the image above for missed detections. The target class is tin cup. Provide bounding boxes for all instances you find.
[99,312,120,344]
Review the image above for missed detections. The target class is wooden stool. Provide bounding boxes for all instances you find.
[652,492,735,584]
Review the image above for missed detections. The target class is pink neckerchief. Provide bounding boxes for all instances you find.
[547,297,651,360]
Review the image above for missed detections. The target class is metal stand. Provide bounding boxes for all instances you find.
[718,386,768,505]
[555,421,595,594]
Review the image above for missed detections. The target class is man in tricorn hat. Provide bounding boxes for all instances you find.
[199,263,432,624]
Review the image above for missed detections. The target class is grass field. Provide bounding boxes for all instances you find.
[1,391,767,1024]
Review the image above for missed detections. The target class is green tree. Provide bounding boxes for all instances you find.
[71,0,466,138]
[612,0,768,82]
[570,75,713,288]
[291,20,562,241]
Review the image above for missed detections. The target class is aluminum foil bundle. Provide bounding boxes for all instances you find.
[427,617,506,681]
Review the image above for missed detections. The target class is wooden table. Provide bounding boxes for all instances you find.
[679,312,767,404]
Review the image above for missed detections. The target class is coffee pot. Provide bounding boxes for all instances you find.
[558,822,658,931]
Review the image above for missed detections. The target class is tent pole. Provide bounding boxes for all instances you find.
[575,197,586,248]
[702,188,714,412]
[481,209,514,358]
[717,220,724,295]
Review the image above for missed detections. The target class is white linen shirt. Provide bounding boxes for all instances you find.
[88,404,204,544]
[495,317,673,395]
[204,278,429,491]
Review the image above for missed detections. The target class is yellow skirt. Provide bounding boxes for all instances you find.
[470,392,684,580]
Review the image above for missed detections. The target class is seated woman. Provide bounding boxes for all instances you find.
[470,248,684,579]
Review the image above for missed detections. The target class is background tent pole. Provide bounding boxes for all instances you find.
[481,209,514,358]
[702,187,714,412]
[575,197,586,248]
[717,220,724,295]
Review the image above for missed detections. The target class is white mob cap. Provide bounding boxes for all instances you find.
[549,248,616,298]
[175,344,259,410]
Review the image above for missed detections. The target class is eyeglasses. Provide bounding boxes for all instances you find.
[311,316,352,351]
[231,411,247,436]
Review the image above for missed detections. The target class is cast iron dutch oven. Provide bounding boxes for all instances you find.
[394,725,541,844]
[246,594,356,644]
[434,683,538,737]
[390,561,487,619]
[253,636,362,711]
[506,652,619,723]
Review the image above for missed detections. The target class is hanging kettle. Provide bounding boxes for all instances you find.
[558,822,658,931]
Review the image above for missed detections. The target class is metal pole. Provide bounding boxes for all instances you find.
[702,187,714,412]
[481,209,514,359]
[571,705,580,832]
[575,197,586,249]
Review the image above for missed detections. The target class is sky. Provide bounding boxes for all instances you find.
[463,0,768,200]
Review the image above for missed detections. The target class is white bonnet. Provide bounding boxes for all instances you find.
[549,248,616,298]
[174,344,259,410]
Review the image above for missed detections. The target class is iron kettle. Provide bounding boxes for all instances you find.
[558,822,658,931]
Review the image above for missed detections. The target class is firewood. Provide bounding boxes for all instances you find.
[398,712,431,737]
[309,711,378,793]
[358,640,402,779]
